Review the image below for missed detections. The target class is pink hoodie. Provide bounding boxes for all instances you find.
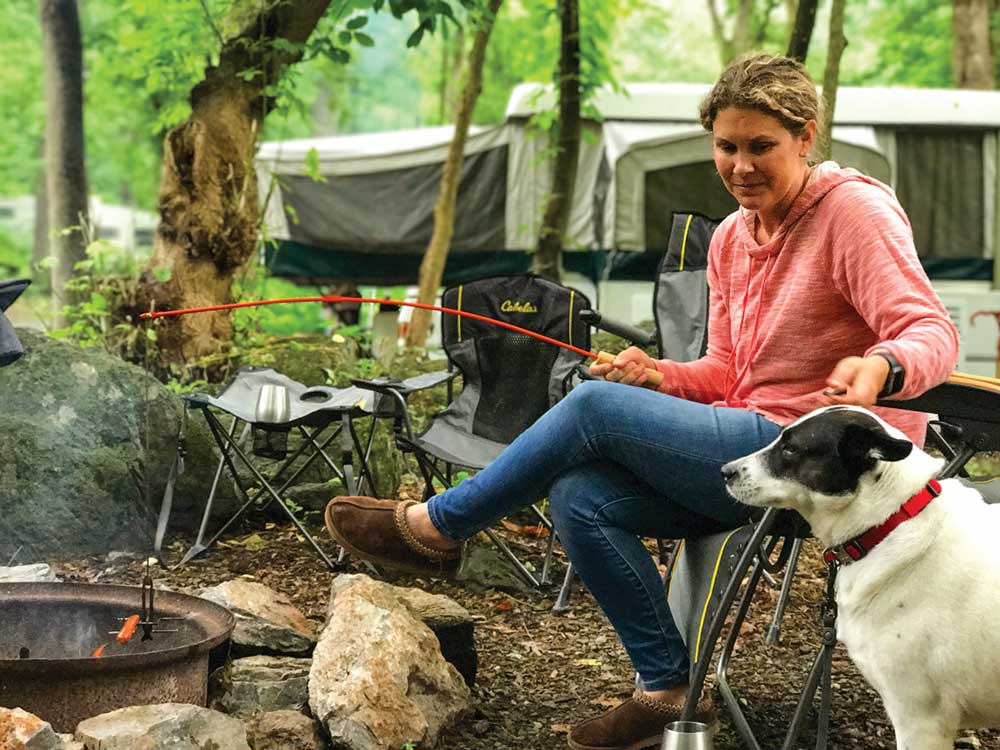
[654,162,960,445]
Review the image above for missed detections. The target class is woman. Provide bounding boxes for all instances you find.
[326,54,959,750]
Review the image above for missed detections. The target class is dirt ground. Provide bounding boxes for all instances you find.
[57,499,999,750]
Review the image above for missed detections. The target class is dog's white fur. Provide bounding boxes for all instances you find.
[724,405,1000,750]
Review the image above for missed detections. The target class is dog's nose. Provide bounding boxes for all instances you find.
[721,461,739,482]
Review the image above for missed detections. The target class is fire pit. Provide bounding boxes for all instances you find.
[0,581,235,732]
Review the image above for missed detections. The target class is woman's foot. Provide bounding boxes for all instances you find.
[567,689,718,750]
[324,496,461,577]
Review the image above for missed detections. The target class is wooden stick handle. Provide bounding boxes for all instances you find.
[595,351,664,389]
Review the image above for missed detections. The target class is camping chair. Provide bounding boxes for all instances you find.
[154,366,387,572]
[353,274,591,588]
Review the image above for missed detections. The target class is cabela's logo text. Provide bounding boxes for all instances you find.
[500,300,539,313]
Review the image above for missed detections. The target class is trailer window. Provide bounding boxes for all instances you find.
[895,129,985,260]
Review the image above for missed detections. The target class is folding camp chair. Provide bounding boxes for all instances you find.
[353,274,591,588]
[0,278,30,368]
[154,366,387,571]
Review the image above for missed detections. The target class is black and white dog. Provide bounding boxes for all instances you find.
[722,405,1000,750]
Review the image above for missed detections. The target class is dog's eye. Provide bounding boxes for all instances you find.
[781,444,799,457]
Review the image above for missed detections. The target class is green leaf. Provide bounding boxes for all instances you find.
[338,30,353,45]
[146,328,158,342]
[354,32,375,47]
[152,265,173,283]
[406,26,425,47]
[303,147,328,183]
[346,15,368,29]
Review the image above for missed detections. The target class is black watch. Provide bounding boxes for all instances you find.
[875,352,905,398]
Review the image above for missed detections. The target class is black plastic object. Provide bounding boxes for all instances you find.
[0,279,30,367]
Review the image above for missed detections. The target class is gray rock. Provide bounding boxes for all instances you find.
[56,734,84,750]
[213,655,311,718]
[309,575,471,750]
[456,540,536,595]
[0,563,60,582]
[0,708,64,749]
[200,579,317,655]
[249,710,326,750]
[74,703,249,750]
[329,574,470,627]
[0,329,234,563]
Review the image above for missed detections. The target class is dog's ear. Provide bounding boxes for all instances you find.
[839,422,913,466]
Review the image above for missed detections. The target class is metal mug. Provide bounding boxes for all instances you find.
[255,384,290,424]
[661,721,713,750]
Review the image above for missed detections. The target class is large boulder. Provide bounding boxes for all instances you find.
[0,329,230,563]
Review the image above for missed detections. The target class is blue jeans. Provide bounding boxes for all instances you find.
[427,379,780,690]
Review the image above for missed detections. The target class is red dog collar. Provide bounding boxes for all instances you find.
[823,479,941,566]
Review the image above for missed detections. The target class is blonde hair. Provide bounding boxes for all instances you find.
[699,54,822,136]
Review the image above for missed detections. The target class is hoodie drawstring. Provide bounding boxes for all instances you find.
[726,252,774,402]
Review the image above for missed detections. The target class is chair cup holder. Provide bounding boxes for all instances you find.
[661,721,713,750]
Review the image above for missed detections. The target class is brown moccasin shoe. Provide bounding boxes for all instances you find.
[324,496,461,578]
[568,691,718,750]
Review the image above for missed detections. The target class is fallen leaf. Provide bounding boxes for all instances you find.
[573,658,602,668]
[550,724,572,735]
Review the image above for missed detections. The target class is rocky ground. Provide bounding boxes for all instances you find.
[56,492,999,750]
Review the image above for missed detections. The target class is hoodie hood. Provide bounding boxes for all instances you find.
[737,161,896,258]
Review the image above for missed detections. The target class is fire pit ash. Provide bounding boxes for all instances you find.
[0,581,234,732]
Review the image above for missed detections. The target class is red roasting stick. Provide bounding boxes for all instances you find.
[139,295,663,388]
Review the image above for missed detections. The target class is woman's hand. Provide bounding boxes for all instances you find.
[822,355,892,408]
[589,346,659,388]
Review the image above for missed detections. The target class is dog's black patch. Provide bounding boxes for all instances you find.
[764,408,912,496]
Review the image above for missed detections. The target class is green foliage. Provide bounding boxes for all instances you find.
[842,0,952,88]
[231,275,330,346]
[0,228,31,277]
[49,240,148,353]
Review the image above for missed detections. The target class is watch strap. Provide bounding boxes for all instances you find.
[875,352,905,398]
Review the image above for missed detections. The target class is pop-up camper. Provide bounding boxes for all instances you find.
[256,82,1000,374]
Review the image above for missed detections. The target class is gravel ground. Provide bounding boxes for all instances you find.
[56,503,1000,750]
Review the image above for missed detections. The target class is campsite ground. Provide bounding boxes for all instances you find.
[56,485,1000,750]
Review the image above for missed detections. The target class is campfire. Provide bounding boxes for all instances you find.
[0,577,234,732]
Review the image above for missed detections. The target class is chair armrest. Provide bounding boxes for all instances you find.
[581,309,656,349]
[879,372,1000,423]
[352,369,458,398]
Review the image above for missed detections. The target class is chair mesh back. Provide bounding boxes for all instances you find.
[437,274,591,445]
[474,335,559,443]
[653,212,722,362]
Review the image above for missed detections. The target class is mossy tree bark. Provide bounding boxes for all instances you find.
[407,0,504,348]
[139,0,331,365]
[531,0,580,283]
[40,0,88,324]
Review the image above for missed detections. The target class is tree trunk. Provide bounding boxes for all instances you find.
[139,0,331,365]
[707,0,757,65]
[531,0,580,283]
[816,0,847,162]
[32,161,50,290]
[40,0,88,324]
[953,0,996,89]
[786,0,819,62]
[406,0,504,347]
